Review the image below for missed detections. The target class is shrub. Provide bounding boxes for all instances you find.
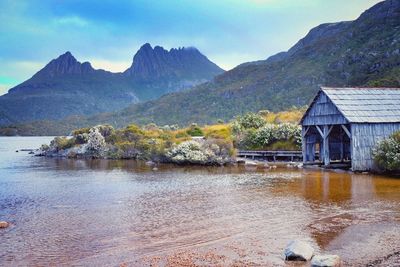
[94,125,115,138]
[373,131,400,171]
[166,140,233,165]
[75,133,89,144]
[86,127,106,156]
[186,125,204,137]
[72,127,90,136]
[235,113,266,130]
[234,122,301,150]
[49,136,75,151]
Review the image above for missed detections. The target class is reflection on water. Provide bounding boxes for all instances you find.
[0,137,399,266]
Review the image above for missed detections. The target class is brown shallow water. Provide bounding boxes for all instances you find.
[0,137,400,266]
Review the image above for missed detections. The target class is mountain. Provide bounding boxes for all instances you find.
[2,0,400,135]
[0,45,223,125]
[123,43,224,100]
[93,0,400,126]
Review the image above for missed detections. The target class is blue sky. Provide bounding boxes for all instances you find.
[0,0,382,95]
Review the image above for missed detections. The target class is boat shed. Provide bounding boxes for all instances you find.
[300,87,400,171]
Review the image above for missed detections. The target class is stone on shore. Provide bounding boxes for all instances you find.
[311,255,341,267]
[284,240,314,261]
[0,221,10,228]
[245,161,257,167]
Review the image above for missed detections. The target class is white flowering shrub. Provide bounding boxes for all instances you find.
[166,140,233,165]
[255,124,276,146]
[235,122,301,150]
[167,141,208,164]
[373,131,400,171]
[86,127,106,155]
[235,113,266,130]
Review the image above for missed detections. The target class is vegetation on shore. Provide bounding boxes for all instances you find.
[373,131,400,172]
[39,109,303,165]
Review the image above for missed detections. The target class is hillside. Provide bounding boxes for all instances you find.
[97,0,400,126]
[1,0,400,136]
[0,44,223,125]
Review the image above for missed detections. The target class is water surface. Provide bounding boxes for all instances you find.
[0,137,399,266]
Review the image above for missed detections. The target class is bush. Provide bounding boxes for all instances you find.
[234,122,301,150]
[72,127,90,136]
[166,140,233,165]
[373,131,400,171]
[49,136,76,151]
[186,125,204,136]
[235,113,266,130]
[86,127,106,156]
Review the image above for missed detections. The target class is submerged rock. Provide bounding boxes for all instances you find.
[0,221,10,228]
[311,255,341,267]
[284,240,314,261]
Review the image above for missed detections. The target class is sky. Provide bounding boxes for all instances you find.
[0,0,382,95]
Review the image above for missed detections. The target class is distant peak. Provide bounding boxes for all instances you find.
[139,43,153,51]
[33,51,95,77]
[124,43,223,78]
[58,51,75,59]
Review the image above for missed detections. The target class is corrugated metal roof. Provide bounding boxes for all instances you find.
[321,87,400,123]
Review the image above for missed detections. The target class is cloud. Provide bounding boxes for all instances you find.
[89,59,131,73]
[53,16,89,27]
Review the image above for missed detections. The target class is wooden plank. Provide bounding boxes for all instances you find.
[323,125,330,166]
[315,125,324,138]
[341,125,351,138]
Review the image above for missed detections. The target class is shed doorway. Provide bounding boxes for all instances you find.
[303,124,351,167]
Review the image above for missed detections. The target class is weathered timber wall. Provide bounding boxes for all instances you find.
[302,91,348,126]
[351,123,400,171]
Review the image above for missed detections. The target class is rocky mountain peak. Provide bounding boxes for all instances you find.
[34,51,95,78]
[123,43,224,79]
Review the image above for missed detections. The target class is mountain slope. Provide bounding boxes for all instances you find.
[0,45,223,125]
[96,0,400,126]
[1,0,400,135]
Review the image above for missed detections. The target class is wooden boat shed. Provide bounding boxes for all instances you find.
[300,87,400,171]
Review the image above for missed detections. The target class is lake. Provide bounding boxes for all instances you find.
[0,137,399,266]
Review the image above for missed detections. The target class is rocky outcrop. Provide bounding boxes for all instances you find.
[284,240,314,261]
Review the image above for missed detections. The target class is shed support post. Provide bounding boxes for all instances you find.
[340,132,344,162]
[302,127,307,163]
[323,125,330,166]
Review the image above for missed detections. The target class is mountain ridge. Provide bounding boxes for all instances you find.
[0,44,224,125]
[83,0,400,127]
[1,0,400,135]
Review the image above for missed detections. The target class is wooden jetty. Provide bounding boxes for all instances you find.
[237,150,308,162]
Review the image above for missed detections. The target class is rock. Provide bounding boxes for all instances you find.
[297,163,303,168]
[15,150,19,153]
[152,167,158,171]
[236,159,246,164]
[145,161,156,166]
[271,165,277,169]
[245,161,257,167]
[28,151,35,154]
[284,240,314,261]
[0,221,9,228]
[311,255,341,267]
